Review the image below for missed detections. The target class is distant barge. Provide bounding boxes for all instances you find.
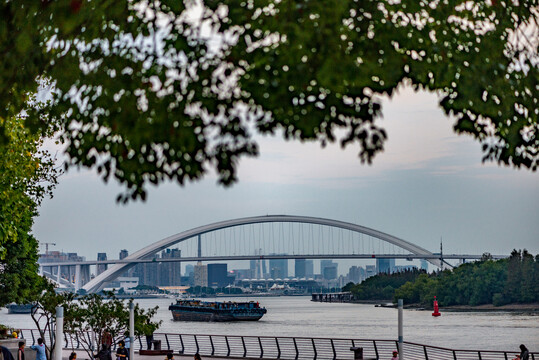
[7,303,33,314]
[311,292,353,303]
[169,300,267,322]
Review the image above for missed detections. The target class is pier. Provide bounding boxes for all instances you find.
[311,292,353,302]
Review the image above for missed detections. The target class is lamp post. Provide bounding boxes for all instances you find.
[129,302,135,360]
[55,306,63,360]
[398,299,403,360]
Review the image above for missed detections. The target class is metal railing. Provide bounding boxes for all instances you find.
[18,329,537,360]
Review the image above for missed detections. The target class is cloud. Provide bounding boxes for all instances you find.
[235,87,482,187]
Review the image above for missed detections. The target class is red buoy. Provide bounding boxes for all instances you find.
[432,296,441,317]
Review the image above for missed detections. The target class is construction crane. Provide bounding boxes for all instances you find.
[40,242,57,255]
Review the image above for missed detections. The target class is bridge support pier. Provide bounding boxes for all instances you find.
[75,264,81,291]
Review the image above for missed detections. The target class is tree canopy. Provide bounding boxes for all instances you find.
[1,0,537,201]
[345,250,539,307]
[31,289,76,360]
[63,293,161,359]
[392,249,538,306]
[0,113,58,306]
[30,290,161,360]
[344,268,426,300]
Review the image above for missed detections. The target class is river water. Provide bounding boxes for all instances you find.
[2,296,537,351]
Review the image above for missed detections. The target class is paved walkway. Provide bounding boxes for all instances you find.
[62,349,234,360]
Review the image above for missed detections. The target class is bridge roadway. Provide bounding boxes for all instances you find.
[40,253,504,267]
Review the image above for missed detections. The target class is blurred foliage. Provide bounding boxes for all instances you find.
[0,112,58,306]
[1,0,537,201]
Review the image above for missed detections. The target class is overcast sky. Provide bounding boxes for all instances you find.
[31,86,539,274]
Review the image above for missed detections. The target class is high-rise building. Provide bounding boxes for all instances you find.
[420,259,429,272]
[207,263,230,287]
[249,259,256,277]
[159,248,182,286]
[118,249,132,277]
[365,265,377,279]
[323,264,338,280]
[347,265,365,283]
[97,252,108,275]
[194,262,208,287]
[376,258,395,274]
[132,263,144,284]
[142,254,160,285]
[295,259,306,278]
[269,256,288,279]
[185,264,194,276]
[305,260,314,278]
[320,260,338,279]
[131,249,182,286]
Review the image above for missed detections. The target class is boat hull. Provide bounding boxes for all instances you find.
[170,309,265,322]
[8,304,33,314]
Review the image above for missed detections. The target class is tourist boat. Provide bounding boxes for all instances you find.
[169,299,267,322]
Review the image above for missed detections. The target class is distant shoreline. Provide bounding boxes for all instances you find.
[349,300,539,312]
[442,303,539,312]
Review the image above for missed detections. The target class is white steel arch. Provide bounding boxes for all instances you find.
[83,215,438,292]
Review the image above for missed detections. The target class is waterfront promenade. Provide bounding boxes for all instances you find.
[7,330,537,360]
[56,332,536,360]
[62,350,228,360]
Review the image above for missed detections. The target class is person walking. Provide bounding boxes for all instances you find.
[17,342,25,360]
[116,341,128,360]
[123,333,131,360]
[102,330,113,351]
[30,339,46,360]
[519,344,530,360]
[391,350,399,360]
[193,354,201,360]
[165,353,174,360]
[69,352,77,360]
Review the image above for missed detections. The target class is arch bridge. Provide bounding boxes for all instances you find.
[80,215,446,293]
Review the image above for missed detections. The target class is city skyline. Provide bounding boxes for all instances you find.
[36,245,507,280]
[40,247,403,285]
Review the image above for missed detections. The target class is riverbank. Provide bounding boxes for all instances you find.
[442,302,539,312]
[354,300,539,312]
